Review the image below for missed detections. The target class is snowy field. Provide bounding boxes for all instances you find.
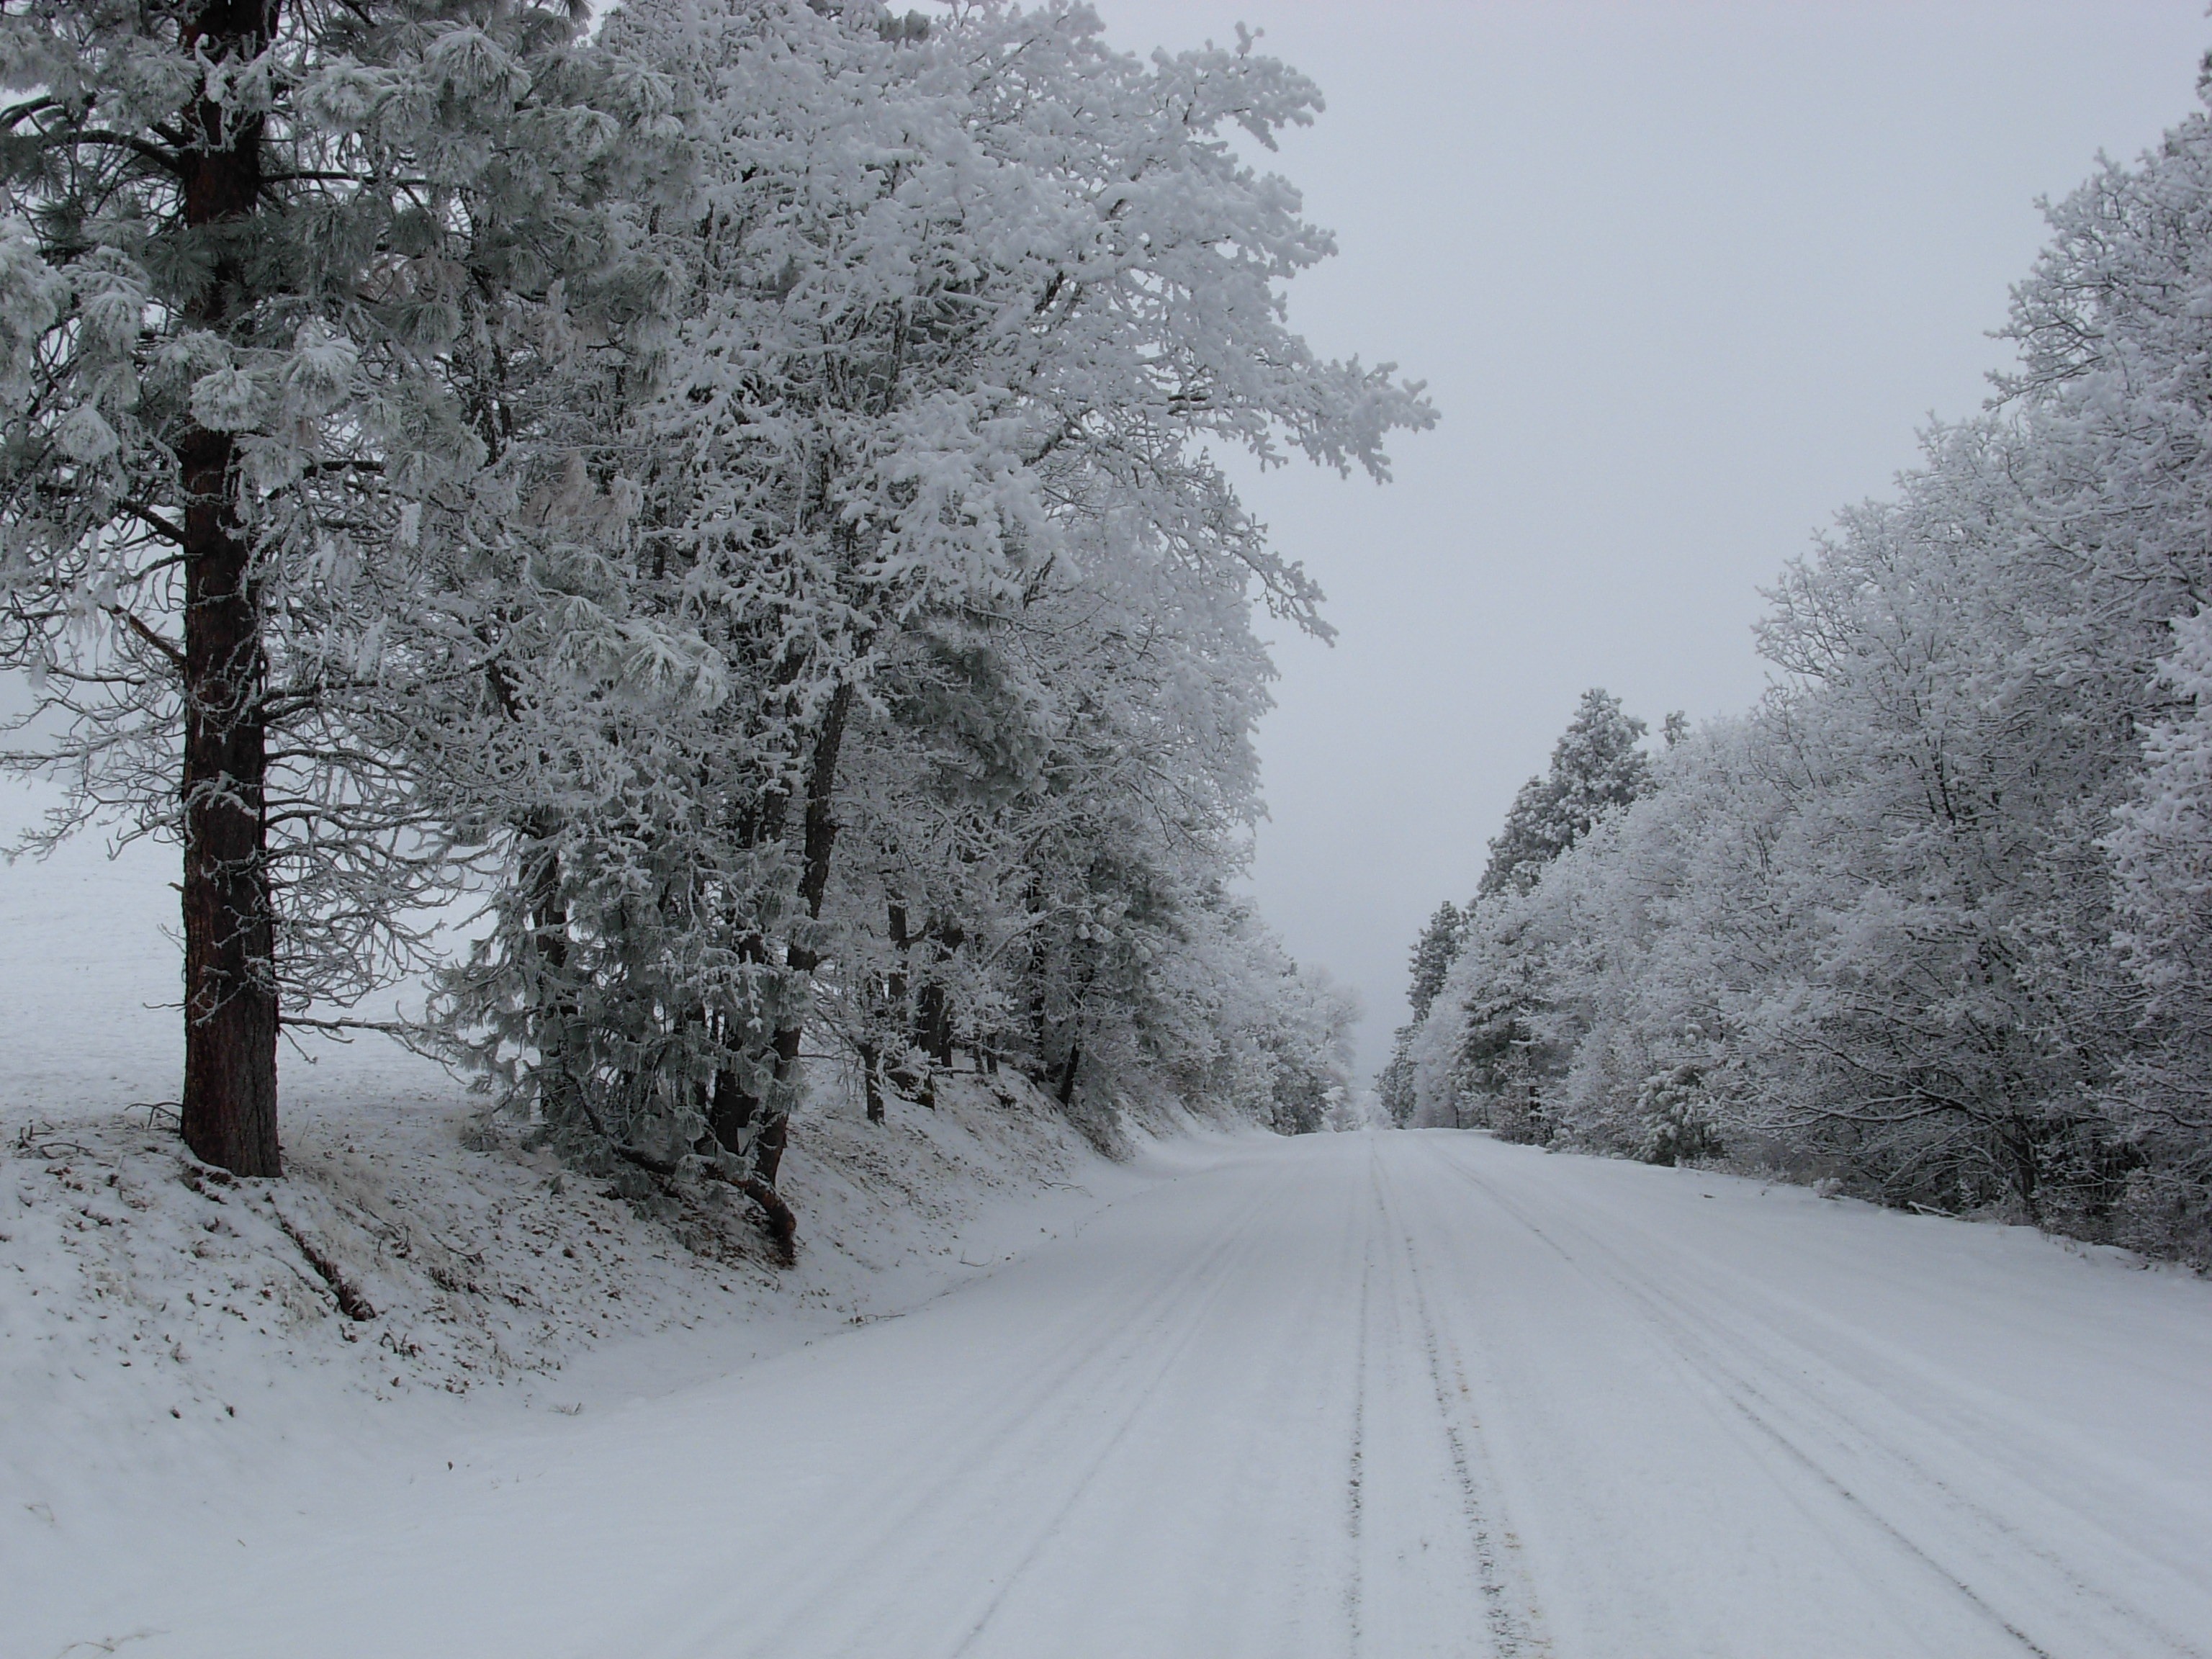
[8,819,2212,1659]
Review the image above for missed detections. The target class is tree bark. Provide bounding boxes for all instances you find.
[519,819,583,1126]
[858,1041,886,1124]
[916,920,963,1066]
[884,900,920,1094]
[752,680,855,1187]
[177,1,279,1178]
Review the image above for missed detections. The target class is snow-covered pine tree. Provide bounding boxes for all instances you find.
[1477,688,1652,898]
[1398,692,1652,1132]
[1406,900,1467,1020]
[1377,899,1463,1125]
[0,1,678,1175]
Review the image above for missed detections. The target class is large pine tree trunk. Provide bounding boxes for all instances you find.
[176,0,279,1177]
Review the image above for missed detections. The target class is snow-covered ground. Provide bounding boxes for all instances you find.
[8,813,2212,1659]
[13,1128,2212,1658]
[0,806,1174,1658]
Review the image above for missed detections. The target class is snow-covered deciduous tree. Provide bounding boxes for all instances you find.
[422,0,1429,1209]
[2107,615,2212,1251]
[1252,961,1362,1136]
[1395,66,2212,1259]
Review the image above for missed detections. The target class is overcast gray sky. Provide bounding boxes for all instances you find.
[1097,0,2211,1076]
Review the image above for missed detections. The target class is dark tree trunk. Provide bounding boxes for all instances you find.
[915,921,963,1066]
[886,902,911,991]
[858,1041,886,1123]
[2005,1118,2043,1223]
[885,900,921,1094]
[753,681,855,1187]
[177,1,279,1178]
[917,981,950,1067]
[1043,948,1095,1108]
[519,822,581,1123]
[707,1068,760,1161]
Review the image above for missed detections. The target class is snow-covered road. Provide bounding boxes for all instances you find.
[58,1130,2212,1658]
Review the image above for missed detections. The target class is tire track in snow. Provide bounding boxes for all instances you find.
[1513,1159,2211,1658]
[1367,1142,1550,1658]
[938,1187,1308,1659]
[665,1149,1315,1659]
[1427,1143,2211,1659]
[1429,1149,2062,1655]
[930,1142,1367,1659]
[1343,1172,1375,1655]
[77,1133,2212,1659]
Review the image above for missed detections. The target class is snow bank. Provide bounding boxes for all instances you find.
[0,812,1201,1655]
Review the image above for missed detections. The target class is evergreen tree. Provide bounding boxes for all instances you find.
[1477,688,1653,897]
[1376,1044,1419,1127]
[0,0,669,1176]
[1406,901,1467,1021]
[1400,690,1652,1135]
[1378,899,1464,1126]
